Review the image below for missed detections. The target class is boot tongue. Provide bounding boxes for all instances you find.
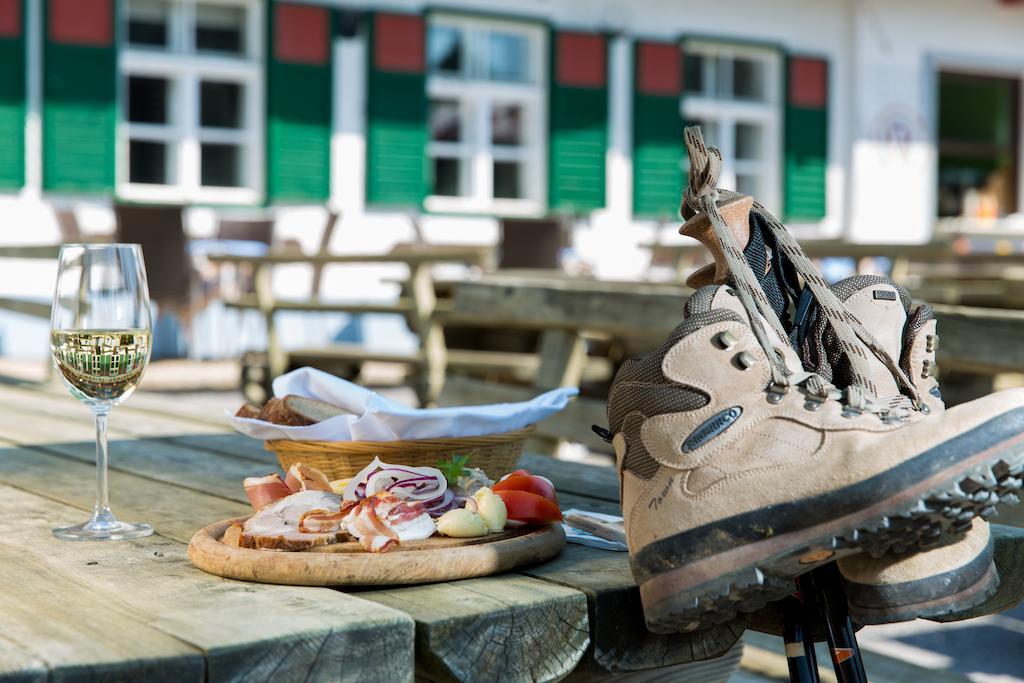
[831,276,910,400]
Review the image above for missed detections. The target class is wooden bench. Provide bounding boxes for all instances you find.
[208,245,494,405]
[439,274,690,452]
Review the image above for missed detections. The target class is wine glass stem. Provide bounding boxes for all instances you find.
[93,409,113,522]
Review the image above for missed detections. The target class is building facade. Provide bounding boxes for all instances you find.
[0,0,1023,271]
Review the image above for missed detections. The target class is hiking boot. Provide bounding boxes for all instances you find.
[608,283,1024,632]
[814,275,1001,623]
[610,126,1024,633]
[840,520,997,624]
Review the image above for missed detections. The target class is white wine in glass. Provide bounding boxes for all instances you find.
[50,244,154,540]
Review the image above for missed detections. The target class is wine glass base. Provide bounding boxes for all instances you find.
[53,519,153,541]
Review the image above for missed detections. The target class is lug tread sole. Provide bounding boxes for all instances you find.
[644,454,1024,633]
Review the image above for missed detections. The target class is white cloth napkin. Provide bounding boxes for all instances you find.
[561,509,628,552]
[230,367,578,442]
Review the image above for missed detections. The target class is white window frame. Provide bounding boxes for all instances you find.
[117,0,264,205]
[681,40,782,214]
[424,14,547,217]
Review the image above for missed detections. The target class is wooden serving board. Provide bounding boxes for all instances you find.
[188,518,566,587]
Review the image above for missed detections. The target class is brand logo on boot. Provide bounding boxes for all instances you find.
[682,406,743,452]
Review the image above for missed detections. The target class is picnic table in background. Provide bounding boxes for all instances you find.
[0,244,60,319]
[207,244,495,406]
[643,235,1024,308]
[0,380,746,682]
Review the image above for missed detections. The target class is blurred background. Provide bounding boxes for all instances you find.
[1,0,1024,679]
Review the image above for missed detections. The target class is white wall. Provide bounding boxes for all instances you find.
[847,0,1024,243]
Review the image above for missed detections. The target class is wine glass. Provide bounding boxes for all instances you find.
[49,244,154,540]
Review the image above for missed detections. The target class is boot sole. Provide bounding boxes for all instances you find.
[845,560,998,625]
[637,424,1024,633]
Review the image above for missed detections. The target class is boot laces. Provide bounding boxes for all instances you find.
[681,126,922,416]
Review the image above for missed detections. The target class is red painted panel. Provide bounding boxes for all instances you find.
[275,4,329,65]
[637,42,681,96]
[50,0,112,46]
[374,13,424,74]
[556,32,606,88]
[0,0,21,38]
[789,57,827,109]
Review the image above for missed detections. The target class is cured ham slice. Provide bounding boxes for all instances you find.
[342,492,436,553]
[241,490,349,551]
[284,463,333,493]
[243,474,292,511]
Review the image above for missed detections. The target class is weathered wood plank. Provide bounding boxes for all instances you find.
[0,297,51,319]
[0,484,415,683]
[0,445,250,543]
[0,638,49,683]
[932,304,1024,373]
[521,454,619,503]
[452,277,686,338]
[0,384,230,439]
[362,576,589,682]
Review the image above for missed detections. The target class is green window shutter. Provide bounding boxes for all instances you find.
[632,41,683,219]
[42,0,117,194]
[784,55,829,220]
[549,29,607,213]
[365,12,426,207]
[266,1,332,203]
[0,0,25,189]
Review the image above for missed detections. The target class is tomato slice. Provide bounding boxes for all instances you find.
[500,469,532,481]
[493,474,558,504]
[494,490,562,524]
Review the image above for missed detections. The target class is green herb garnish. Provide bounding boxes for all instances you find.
[436,454,470,486]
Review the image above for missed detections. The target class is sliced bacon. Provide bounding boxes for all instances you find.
[284,463,333,493]
[243,473,292,511]
[359,535,396,552]
[298,501,358,533]
[343,497,400,553]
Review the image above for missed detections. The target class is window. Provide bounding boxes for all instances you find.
[682,42,782,212]
[120,0,263,204]
[425,16,545,214]
[937,71,1019,219]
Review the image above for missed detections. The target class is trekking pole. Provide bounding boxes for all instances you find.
[798,564,868,683]
[781,595,820,683]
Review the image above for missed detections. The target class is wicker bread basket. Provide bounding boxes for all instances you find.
[266,426,535,482]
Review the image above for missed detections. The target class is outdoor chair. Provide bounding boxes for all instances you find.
[498,216,569,270]
[114,203,194,357]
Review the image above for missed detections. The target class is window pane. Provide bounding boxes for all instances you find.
[128,0,169,48]
[714,56,730,98]
[200,81,242,128]
[683,54,704,94]
[736,173,760,197]
[736,123,763,161]
[433,157,462,196]
[201,143,242,187]
[128,76,169,124]
[733,58,766,100]
[493,161,522,199]
[195,4,245,55]
[129,140,168,184]
[491,105,522,145]
[430,100,461,142]
[428,25,462,74]
[489,32,528,82]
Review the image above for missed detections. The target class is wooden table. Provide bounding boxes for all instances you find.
[0,381,744,682]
